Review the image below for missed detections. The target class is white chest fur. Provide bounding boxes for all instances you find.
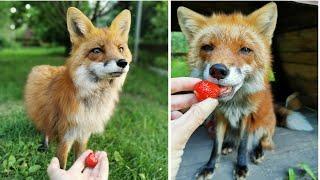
[217,92,255,128]
[64,66,126,142]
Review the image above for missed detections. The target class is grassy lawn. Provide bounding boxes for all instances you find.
[0,47,168,179]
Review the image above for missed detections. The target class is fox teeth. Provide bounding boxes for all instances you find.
[225,87,232,93]
[221,86,231,93]
[220,86,233,96]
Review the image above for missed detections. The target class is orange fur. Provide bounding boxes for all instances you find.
[24,7,132,169]
[246,86,276,149]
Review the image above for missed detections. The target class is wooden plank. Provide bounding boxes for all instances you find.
[277,62,317,108]
[287,80,318,95]
[281,63,317,81]
[277,52,317,65]
[300,95,318,109]
[275,28,317,52]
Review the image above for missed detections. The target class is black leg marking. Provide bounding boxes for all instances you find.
[222,141,234,155]
[37,135,49,152]
[195,138,219,180]
[234,132,249,180]
[235,165,249,179]
[251,141,264,164]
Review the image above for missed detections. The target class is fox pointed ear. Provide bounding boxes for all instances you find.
[67,7,94,43]
[110,9,131,41]
[177,7,207,42]
[249,2,277,44]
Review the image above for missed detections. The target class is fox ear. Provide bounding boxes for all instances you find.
[110,9,131,41]
[67,7,94,43]
[177,7,207,42]
[249,2,277,43]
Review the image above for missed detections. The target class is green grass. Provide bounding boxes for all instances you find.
[171,56,190,78]
[287,163,318,180]
[0,47,168,179]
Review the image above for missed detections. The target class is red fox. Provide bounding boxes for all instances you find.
[24,7,131,169]
[177,2,312,179]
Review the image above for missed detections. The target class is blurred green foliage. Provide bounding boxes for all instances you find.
[141,1,168,44]
[171,31,188,53]
[171,31,189,77]
[0,2,16,48]
[171,56,189,78]
[0,1,168,65]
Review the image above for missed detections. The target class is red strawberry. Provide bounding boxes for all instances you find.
[85,152,98,168]
[194,80,220,101]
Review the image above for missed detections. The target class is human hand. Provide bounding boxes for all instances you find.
[171,77,201,120]
[170,77,218,179]
[47,150,109,180]
[171,77,218,147]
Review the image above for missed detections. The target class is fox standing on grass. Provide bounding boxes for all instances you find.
[178,2,312,180]
[24,7,131,169]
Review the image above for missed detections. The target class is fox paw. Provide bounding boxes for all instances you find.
[234,165,248,180]
[251,154,264,164]
[195,165,215,180]
[222,147,233,155]
[251,149,264,164]
[37,144,48,152]
[222,142,234,155]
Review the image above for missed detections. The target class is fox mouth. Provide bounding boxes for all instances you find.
[89,70,124,82]
[219,86,234,98]
[109,71,123,77]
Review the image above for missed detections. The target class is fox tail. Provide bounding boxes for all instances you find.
[275,92,313,131]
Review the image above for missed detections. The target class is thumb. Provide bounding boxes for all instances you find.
[180,98,218,130]
[69,150,93,171]
[170,98,218,176]
[171,98,218,147]
[47,157,60,175]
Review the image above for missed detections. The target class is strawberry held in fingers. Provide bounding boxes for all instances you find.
[193,80,221,101]
[85,152,98,168]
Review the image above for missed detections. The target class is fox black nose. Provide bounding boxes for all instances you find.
[116,59,128,68]
[209,64,229,80]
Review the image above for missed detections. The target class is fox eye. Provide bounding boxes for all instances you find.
[240,47,253,54]
[119,46,124,53]
[201,44,214,52]
[91,47,103,54]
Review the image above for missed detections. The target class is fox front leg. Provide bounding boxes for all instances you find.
[195,122,226,180]
[74,137,89,159]
[251,140,264,164]
[38,133,49,152]
[234,131,249,180]
[57,140,74,169]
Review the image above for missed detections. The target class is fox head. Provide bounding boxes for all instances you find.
[178,3,277,102]
[66,7,132,81]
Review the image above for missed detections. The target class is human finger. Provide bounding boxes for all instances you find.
[171,77,201,94]
[171,94,198,111]
[69,150,93,171]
